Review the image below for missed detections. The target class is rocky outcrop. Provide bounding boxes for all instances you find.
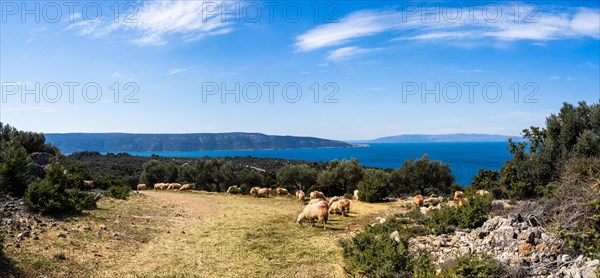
[407,214,599,277]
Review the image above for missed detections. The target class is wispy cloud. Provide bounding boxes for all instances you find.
[295,6,600,53]
[326,46,383,62]
[166,67,193,76]
[67,1,234,46]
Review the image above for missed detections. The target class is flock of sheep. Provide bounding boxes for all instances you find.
[413,189,491,215]
[134,182,490,229]
[133,182,360,230]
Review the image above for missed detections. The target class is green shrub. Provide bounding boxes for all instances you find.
[356,169,390,203]
[410,251,436,278]
[106,185,130,200]
[24,180,97,215]
[24,164,98,215]
[239,184,250,195]
[420,194,492,235]
[440,255,523,277]
[340,217,428,277]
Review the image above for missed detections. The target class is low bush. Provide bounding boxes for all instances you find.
[239,184,250,195]
[546,157,600,258]
[340,217,428,277]
[410,251,436,278]
[419,194,492,235]
[24,164,98,215]
[24,180,97,215]
[106,185,130,200]
[356,169,390,203]
[440,255,526,277]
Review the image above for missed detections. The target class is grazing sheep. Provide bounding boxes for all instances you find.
[167,183,182,190]
[276,187,289,196]
[308,198,327,206]
[458,197,468,207]
[454,191,464,200]
[250,187,260,197]
[180,183,194,191]
[328,196,342,206]
[296,190,305,203]
[310,191,325,199]
[353,190,360,201]
[329,199,350,216]
[257,188,271,198]
[136,184,146,191]
[423,197,441,207]
[297,200,329,229]
[415,194,424,207]
[83,180,94,190]
[227,185,240,194]
[476,189,490,196]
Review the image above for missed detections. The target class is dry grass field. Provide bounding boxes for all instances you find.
[3,191,412,277]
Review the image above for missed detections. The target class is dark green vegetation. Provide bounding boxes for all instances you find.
[499,101,600,199]
[340,101,600,276]
[45,132,353,153]
[341,193,516,277]
[416,195,493,235]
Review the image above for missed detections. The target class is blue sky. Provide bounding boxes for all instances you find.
[1,1,599,140]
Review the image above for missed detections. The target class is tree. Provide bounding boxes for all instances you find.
[0,141,31,196]
[357,169,390,203]
[315,158,364,196]
[140,159,178,187]
[500,101,600,199]
[391,154,454,196]
[276,164,317,190]
[471,169,500,190]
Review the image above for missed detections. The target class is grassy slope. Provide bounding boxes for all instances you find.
[4,191,409,277]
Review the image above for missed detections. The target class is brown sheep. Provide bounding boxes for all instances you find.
[83,180,94,190]
[329,199,350,216]
[476,189,490,196]
[296,190,305,203]
[250,187,260,197]
[458,197,469,207]
[310,191,325,199]
[276,187,289,196]
[415,194,424,207]
[167,183,182,190]
[308,198,328,206]
[454,191,464,200]
[328,196,342,206]
[297,200,329,229]
[180,183,194,191]
[257,188,271,198]
[136,184,146,191]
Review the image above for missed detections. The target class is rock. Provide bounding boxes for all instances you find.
[95,231,101,238]
[376,217,386,224]
[526,232,536,245]
[587,259,599,268]
[57,232,67,239]
[390,231,401,243]
[99,225,107,230]
[519,243,534,257]
[33,235,39,240]
[30,152,52,165]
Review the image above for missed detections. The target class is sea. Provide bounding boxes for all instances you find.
[128,142,512,186]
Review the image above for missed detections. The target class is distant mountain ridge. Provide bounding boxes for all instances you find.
[371,133,521,143]
[45,133,353,153]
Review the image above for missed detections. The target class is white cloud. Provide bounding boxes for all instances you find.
[68,1,234,46]
[295,10,401,52]
[326,46,383,62]
[166,67,193,76]
[295,6,600,53]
